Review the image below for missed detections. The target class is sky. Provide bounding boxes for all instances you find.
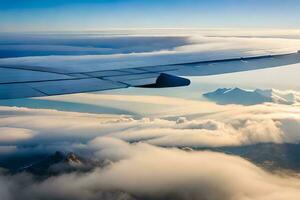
[1,0,300,31]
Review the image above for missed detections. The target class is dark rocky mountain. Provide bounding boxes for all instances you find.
[19,151,109,176]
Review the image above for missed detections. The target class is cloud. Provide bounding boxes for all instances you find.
[0,96,300,199]
[0,127,34,143]
[2,29,300,200]
[2,138,300,200]
[113,118,285,147]
[1,30,300,72]
[0,34,189,58]
[1,94,300,156]
[0,146,17,154]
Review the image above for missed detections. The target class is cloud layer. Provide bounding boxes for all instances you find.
[2,29,300,200]
[1,94,300,199]
[1,29,300,72]
[2,138,300,200]
[2,94,300,155]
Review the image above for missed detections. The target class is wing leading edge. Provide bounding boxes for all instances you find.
[1,51,300,99]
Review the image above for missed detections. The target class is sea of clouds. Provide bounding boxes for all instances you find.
[2,94,300,154]
[1,94,300,199]
[3,141,300,200]
[2,29,300,199]
[1,28,300,71]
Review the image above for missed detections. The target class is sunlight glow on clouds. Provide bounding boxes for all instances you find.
[2,28,300,200]
[2,95,300,152]
[2,137,300,200]
[1,29,300,71]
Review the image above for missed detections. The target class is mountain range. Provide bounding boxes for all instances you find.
[203,88,300,105]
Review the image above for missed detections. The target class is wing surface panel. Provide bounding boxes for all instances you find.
[1,51,300,99]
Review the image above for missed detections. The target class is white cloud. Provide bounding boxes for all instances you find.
[0,127,34,143]
[1,30,300,72]
[1,94,300,153]
[2,29,300,200]
[2,138,300,200]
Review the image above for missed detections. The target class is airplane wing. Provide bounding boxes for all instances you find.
[1,51,300,99]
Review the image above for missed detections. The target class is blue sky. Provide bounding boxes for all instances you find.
[1,0,300,31]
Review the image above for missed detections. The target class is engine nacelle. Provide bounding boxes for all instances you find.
[138,73,190,88]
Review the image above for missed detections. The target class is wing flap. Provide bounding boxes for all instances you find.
[83,71,161,86]
[0,78,127,99]
[167,53,300,76]
[0,67,74,84]
[0,84,46,99]
[120,77,158,86]
[28,78,127,96]
[104,73,160,86]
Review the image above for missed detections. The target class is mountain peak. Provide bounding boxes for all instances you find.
[18,150,114,177]
[20,151,91,176]
[66,152,83,165]
[203,88,298,105]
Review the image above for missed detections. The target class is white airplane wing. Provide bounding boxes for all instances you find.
[1,51,300,99]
